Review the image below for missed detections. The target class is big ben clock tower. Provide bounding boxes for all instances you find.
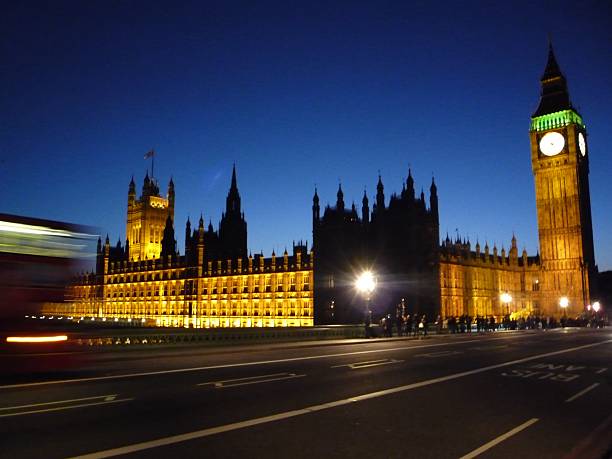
[530,43,596,317]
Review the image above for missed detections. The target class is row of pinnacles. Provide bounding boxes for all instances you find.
[439,234,540,268]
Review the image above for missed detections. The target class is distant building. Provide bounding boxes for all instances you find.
[46,44,597,327]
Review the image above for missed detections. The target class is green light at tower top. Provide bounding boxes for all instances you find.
[530,109,585,132]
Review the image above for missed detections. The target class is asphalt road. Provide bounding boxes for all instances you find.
[1,328,611,459]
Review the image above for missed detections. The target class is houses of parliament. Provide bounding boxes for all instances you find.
[47,45,597,327]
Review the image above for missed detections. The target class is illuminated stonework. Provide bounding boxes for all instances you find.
[54,168,313,328]
[66,247,314,328]
[439,238,541,319]
[126,174,174,261]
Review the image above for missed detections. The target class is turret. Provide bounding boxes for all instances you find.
[510,234,518,264]
[336,183,345,212]
[128,176,136,206]
[376,174,385,211]
[430,177,439,223]
[312,187,320,224]
[168,177,175,210]
[362,189,369,224]
[407,168,415,200]
[161,215,177,259]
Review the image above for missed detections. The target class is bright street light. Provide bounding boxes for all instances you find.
[559,297,569,308]
[356,270,376,338]
[592,301,601,313]
[355,271,376,296]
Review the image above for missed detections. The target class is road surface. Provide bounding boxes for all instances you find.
[1,328,611,458]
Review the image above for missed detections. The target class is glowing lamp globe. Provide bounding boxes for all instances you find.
[356,271,376,295]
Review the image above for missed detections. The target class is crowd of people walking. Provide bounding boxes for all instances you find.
[365,308,607,338]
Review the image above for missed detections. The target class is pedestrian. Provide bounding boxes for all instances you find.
[396,308,404,337]
[420,314,428,336]
[364,309,372,338]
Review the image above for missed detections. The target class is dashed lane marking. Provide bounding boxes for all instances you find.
[565,383,600,403]
[458,418,539,459]
[0,394,132,418]
[331,358,403,369]
[198,372,306,388]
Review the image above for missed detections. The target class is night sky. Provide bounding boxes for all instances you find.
[2,1,611,270]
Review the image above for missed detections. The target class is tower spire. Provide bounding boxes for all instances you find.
[533,41,572,117]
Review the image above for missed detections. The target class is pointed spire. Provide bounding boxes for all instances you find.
[407,168,415,199]
[541,40,562,81]
[362,188,370,224]
[313,186,319,204]
[376,173,385,211]
[230,163,237,191]
[336,183,345,212]
[533,40,572,117]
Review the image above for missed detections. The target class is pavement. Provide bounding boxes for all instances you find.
[0,328,611,458]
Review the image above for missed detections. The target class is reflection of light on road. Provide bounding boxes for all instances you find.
[6,335,68,343]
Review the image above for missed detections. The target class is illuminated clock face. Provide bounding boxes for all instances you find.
[539,132,565,156]
[578,132,586,156]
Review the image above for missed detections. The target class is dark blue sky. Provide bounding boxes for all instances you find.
[2,1,611,270]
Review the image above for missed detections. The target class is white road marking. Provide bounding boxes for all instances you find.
[458,418,539,459]
[470,345,508,351]
[331,358,403,369]
[415,350,462,358]
[565,383,600,403]
[69,339,611,459]
[0,394,119,411]
[0,335,530,390]
[0,398,133,418]
[198,373,306,388]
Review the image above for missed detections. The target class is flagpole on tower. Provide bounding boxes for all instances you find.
[144,149,155,178]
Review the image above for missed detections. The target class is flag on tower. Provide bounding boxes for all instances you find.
[144,150,155,159]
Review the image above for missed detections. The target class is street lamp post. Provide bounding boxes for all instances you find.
[356,271,376,338]
[500,292,512,316]
[559,296,569,326]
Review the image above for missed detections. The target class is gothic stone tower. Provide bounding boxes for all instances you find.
[218,165,248,260]
[126,173,175,261]
[530,44,596,317]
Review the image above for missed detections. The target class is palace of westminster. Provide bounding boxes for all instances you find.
[47,45,598,327]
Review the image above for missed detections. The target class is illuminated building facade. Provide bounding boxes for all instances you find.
[126,173,174,261]
[61,168,313,328]
[434,45,596,320]
[313,44,597,323]
[49,44,596,326]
